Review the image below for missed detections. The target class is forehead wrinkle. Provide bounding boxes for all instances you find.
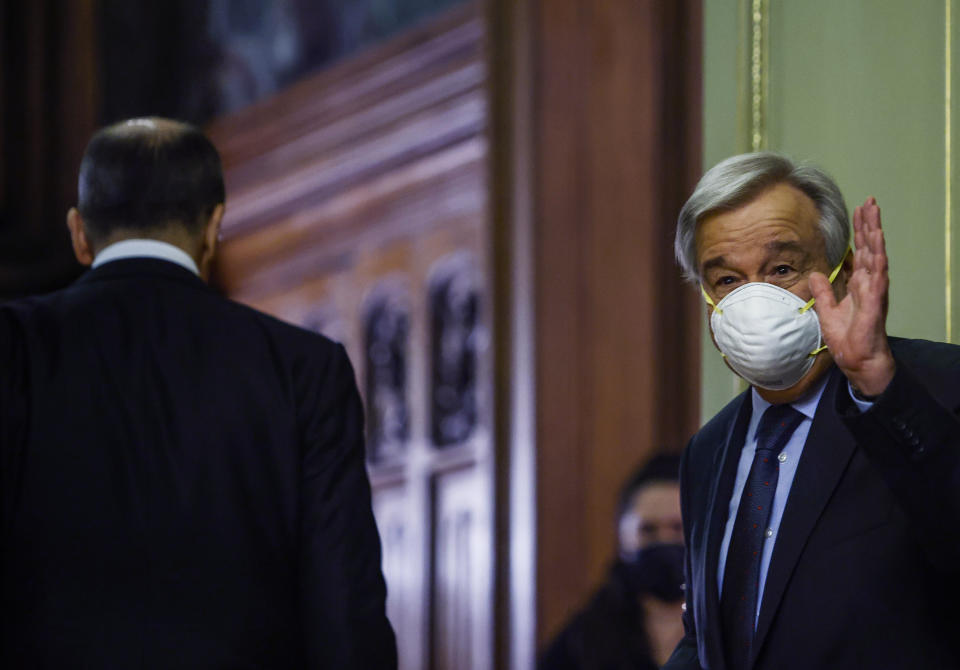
[765,239,808,256]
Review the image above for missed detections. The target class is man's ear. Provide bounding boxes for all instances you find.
[66,208,95,266]
[198,203,225,280]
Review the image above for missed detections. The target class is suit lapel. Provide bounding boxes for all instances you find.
[701,392,752,670]
[751,367,857,663]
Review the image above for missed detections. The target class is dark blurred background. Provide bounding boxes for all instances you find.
[0,0,465,299]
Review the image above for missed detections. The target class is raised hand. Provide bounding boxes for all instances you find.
[808,196,896,397]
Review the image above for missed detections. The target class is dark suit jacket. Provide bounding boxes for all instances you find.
[665,338,960,670]
[0,259,397,669]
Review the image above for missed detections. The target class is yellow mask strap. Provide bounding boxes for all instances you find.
[700,285,719,312]
[799,247,851,314]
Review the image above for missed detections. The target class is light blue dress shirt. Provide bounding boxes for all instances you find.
[716,373,828,624]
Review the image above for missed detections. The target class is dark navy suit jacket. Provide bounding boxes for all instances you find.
[0,259,397,668]
[665,338,960,670]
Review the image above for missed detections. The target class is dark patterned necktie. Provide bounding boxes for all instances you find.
[720,403,805,670]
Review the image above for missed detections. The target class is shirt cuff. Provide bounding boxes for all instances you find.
[848,381,875,413]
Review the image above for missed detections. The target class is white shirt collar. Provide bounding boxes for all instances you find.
[91,239,200,276]
[750,369,831,422]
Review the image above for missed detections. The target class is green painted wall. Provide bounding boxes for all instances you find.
[701,0,746,422]
[699,0,956,423]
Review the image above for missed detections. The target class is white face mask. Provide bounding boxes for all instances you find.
[701,257,846,391]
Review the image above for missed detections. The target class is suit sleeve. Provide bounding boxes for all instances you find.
[838,356,960,573]
[0,307,26,442]
[662,438,705,670]
[0,307,28,659]
[0,305,27,489]
[298,343,397,669]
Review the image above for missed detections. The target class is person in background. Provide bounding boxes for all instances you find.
[539,454,686,670]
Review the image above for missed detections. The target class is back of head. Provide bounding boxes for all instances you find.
[77,118,225,246]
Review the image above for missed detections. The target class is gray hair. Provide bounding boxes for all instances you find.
[675,152,850,283]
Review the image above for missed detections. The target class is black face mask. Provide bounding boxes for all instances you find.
[622,543,685,602]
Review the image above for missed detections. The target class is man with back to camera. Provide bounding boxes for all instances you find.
[663,152,960,670]
[538,454,686,670]
[0,117,397,668]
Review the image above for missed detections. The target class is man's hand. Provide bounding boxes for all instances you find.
[809,196,896,397]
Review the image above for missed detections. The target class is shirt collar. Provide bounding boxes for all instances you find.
[750,369,831,421]
[91,239,200,276]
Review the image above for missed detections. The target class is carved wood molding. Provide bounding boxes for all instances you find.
[207,4,487,303]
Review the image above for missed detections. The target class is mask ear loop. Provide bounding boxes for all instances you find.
[798,247,851,314]
[799,247,852,355]
[701,285,720,314]
[700,286,727,357]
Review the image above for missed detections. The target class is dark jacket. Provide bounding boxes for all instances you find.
[0,258,397,669]
[665,338,960,670]
[539,561,660,670]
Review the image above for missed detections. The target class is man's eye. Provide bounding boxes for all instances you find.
[716,276,736,286]
[773,265,794,275]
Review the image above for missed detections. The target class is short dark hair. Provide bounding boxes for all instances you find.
[77,117,225,242]
[616,453,681,519]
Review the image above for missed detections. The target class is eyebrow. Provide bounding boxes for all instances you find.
[700,240,809,276]
[701,255,728,274]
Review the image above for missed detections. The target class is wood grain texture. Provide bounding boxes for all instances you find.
[528,0,703,646]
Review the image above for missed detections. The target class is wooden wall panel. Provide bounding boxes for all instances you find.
[432,466,493,670]
[208,6,495,670]
[513,0,703,648]
[373,483,418,670]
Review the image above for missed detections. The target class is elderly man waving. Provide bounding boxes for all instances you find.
[665,153,960,670]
